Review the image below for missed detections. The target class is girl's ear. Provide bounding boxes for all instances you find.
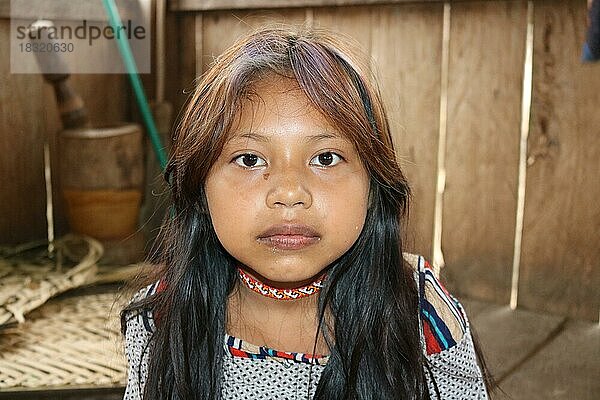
[194,198,210,215]
[198,187,211,214]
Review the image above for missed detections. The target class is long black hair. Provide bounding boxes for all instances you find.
[121,23,491,399]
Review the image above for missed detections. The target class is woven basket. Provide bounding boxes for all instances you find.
[0,234,101,328]
[0,290,127,389]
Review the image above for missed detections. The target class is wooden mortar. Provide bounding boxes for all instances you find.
[59,123,144,241]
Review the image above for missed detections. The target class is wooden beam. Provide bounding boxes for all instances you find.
[0,0,140,21]
[171,0,498,12]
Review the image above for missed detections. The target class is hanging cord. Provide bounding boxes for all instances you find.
[101,0,168,171]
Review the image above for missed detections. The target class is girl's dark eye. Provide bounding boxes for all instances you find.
[310,152,343,167]
[233,153,267,168]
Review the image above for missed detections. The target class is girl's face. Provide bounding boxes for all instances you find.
[205,76,370,288]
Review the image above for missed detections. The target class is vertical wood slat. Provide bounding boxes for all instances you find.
[44,84,69,241]
[0,20,47,244]
[165,12,198,118]
[369,3,443,257]
[519,0,600,321]
[441,0,527,304]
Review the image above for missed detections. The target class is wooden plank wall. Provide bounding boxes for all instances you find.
[519,0,600,320]
[1,0,597,321]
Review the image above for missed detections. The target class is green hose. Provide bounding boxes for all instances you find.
[101,0,168,171]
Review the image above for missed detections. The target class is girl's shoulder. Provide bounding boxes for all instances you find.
[404,253,489,397]
[403,252,469,356]
[128,279,164,304]
[121,281,165,400]
[122,279,165,335]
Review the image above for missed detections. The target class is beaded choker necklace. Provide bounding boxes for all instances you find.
[236,267,326,301]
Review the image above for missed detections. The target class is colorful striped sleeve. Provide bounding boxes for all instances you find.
[416,257,468,355]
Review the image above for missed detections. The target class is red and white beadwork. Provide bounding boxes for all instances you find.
[236,267,325,300]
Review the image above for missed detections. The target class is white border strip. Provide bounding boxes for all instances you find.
[432,2,451,278]
[510,0,534,310]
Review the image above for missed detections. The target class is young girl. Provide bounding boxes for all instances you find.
[121,24,493,400]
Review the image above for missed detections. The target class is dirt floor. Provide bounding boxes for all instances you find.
[461,298,599,400]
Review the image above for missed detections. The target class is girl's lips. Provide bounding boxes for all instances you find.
[257,235,321,250]
[258,223,320,238]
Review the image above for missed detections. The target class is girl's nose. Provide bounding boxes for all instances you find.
[265,169,312,209]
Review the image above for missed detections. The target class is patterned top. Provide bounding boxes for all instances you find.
[122,253,489,399]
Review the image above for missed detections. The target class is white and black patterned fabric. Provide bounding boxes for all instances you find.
[122,253,489,399]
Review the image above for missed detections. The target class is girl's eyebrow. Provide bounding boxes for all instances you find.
[226,131,346,144]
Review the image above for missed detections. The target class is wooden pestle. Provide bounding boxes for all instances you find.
[28,20,90,130]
